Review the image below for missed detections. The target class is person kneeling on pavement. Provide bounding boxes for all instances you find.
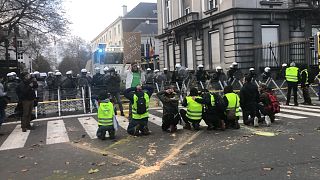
[157,86,181,133]
[199,89,226,131]
[124,85,154,136]
[223,86,240,129]
[240,75,261,127]
[180,88,203,131]
[96,96,116,140]
[258,84,280,126]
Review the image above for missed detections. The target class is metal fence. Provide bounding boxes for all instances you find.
[237,39,318,71]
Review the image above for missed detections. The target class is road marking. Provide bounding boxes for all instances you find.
[282,105,320,112]
[280,109,320,117]
[0,124,31,151]
[78,117,102,139]
[46,120,69,145]
[148,114,183,130]
[116,116,129,130]
[298,104,320,109]
[276,113,307,119]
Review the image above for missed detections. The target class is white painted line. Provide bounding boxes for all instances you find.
[115,116,129,130]
[298,104,320,109]
[78,117,103,139]
[276,113,306,119]
[0,124,31,151]
[46,120,69,145]
[281,105,320,112]
[280,109,320,117]
[149,113,184,130]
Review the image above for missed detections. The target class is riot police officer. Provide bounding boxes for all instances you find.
[145,68,154,86]
[45,72,55,101]
[78,69,92,113]
[4,73,19,103]
[60,71,77,99]
[196,64,209,90]
[163,68,172,86]
[105,67,124,116]
[261,67,271,83]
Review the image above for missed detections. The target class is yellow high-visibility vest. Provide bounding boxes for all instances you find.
[286,67,299,82]
[186,96,203,120]
[98,101,114,126]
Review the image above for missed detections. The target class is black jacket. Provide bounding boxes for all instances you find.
[106,74,121,93]
[239,82,259,109]
[16,80,37,101]
[157,90,179,115]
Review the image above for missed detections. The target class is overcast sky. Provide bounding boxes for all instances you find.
[64,0,157,42]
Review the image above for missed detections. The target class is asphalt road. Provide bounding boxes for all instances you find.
[1,101,320,180]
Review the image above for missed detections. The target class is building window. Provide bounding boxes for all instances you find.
[185,7,190,15]
[17,40,22,48]
[208,0,217,10]
[185,38,194,70]
[261,25,279,67]
[209,31,220,67]
[18,53,23,59]
[165,0,171,23]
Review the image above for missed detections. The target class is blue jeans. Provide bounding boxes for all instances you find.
[0,108,5,126]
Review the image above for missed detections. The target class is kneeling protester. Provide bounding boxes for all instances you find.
[96,98,118,140]
[157,86,181,133]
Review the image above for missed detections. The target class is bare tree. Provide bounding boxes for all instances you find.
[0,0,69,37]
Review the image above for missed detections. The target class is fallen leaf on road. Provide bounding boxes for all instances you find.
[263,167,273,171]
[102,153,108,156]
[34,162,38,165]
[312,156,316,159]
[287,170,292,174]
[289,137,295,141]
[18,155,25,159]
[97,162,106,166]
[21,169,29,172]
[88,168,99,174]
[65,161,70,165]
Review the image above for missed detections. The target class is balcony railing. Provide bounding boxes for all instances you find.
[168,12,199,30]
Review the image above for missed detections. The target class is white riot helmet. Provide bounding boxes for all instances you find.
[55,72,62,76]
[66,71,72,75]
[103,66,109,72]
[81,69,87,73]
[264,67,271,72]
[175,63,182,68]
[282,63,287,67]
[232,62,238,67]
[154,69,160,73]
[249,68,255,71]
[40,73,47,77]
[163,68,168,71]
[290,62,296,67]
[48,71,53,75]
[7,72,13,77]
[33,71,40,75]
[147,68,151,71]
[197,64,204,68]
[94,67,100,73]
[11,72,17,76]
[216,66,222,71]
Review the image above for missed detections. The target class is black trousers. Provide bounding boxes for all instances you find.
[286,82,298,104]
[162,113,180,131]
[242,105,261,125]
[202,112,220,128]
[301,85,311,104]
[179,109,201,127]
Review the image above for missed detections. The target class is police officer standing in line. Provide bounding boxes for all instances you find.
[196,64,209,90]
[4,72,20,103]
[278,63,287,80]
[227,62,243,85]
[106,67,125,116]
[53,71,63,100]
[261,67,271,83]
[78,69,92,113]
[300,64,312,105]
[145,68,154,86]
[285,62,299,106]
[92,67,105,106]
[249,68,258,82]
[45,72,55,101]
[61,71,77,99]
[163,68,172,86]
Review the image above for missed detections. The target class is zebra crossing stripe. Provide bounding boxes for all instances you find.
[282,105,320,112]
[276,113,306,119]
[280,109,320,117]
[0,124,31,151]
[115,116,129,130]
[297,104,320,109]
[148,114,183,130]
[46,120,70,145]
[78,117,102,139]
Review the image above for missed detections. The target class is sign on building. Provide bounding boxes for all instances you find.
[123,32,141,64]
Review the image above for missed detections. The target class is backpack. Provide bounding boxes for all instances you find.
[266,92,280,114]
[136,94,147,114]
